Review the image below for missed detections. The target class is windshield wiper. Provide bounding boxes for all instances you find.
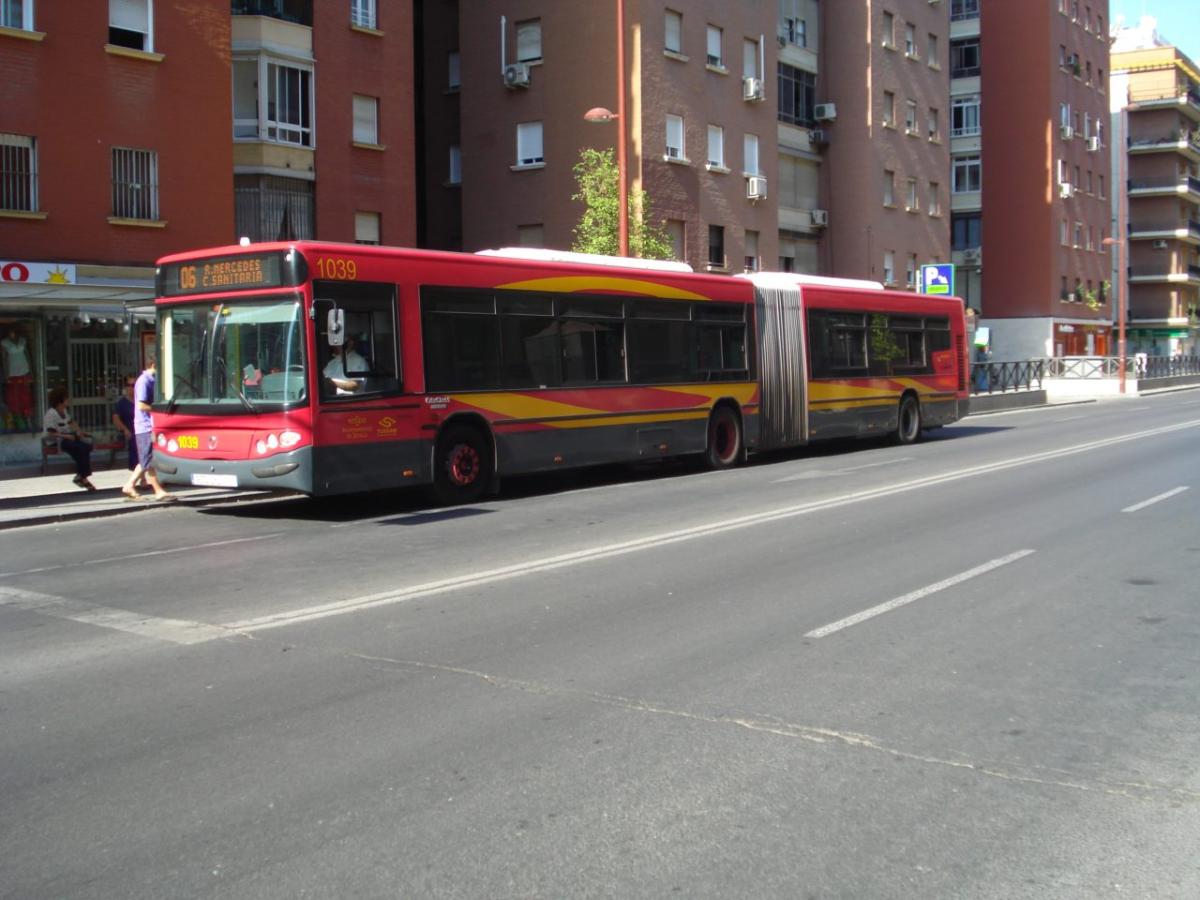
[233,386,258,414]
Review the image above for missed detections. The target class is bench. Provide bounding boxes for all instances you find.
[40,435,126,475]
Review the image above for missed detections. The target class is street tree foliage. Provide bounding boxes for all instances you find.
[571,148,675,260]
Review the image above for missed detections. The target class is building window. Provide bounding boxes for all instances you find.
[517,224,544,247]
[516,19,541,63]
[1073,221,1083,248]
[516,121,544,166]
[352,95,378,145]
[266,61,314,146]
[448,51,461,90]
[928,107,939,141]
[881,11,894,48]
[951,0,979,21]
[928,33,939,67]
[707,125,724,168]
[882,90,896,128]
[665,9,682,54]
[0,133,37,212]
[743,133,760,175]
[667,219,685,260]
[355,211,380,244]
[706,24,723,67]
[448,145,461,184]
[234,174,314,241]
[883,250,895,285]
[111,147,158,220]
[883,169,895,206]
[744,230,759,272]
[905,99,918,134]
[1098,174,1105,198]
[952,95,980,136]
[708,225,725,268]
[906,177,919,211]
[950,38,980,78]
[952,213,982,249]
[1061,219,1069,245]
[2,0,34,30]
[109,0,152,52]
[905,23,916,57]
[929,182,941,216]
[906,254,918,288]
[350,0,375,29]
[952,154,981,193]
[666,114,685,160]
[743,38,759,78]
[777,63,815,127]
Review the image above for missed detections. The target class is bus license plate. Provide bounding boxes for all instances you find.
[191,473,238,488]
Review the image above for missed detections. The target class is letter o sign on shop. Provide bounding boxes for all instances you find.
[1,262,30,283]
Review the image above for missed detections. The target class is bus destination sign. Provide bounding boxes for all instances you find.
[159,253,291,297]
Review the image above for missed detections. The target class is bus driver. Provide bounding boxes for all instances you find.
[323,336,368,394]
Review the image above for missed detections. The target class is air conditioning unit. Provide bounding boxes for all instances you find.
[962,247,982,264]
[1061,124,1074,140]
[503,63,531,89]
[809,128,828,145]
[1059,182,1075,198]
[811,208,829,227]
[746,175,768,200]
[1152,239,1169,249]
[743,76,764,102]
[814,103,838,122]
[1087,135,1101,152]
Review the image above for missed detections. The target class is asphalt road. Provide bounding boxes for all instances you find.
[3,393,1199,899]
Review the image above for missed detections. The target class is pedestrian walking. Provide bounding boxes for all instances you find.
[121,359,174,502]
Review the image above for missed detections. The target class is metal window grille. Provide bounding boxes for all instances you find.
[234,174,314,242]
[111,147,158,220]
[350,0,375,29]
[0,133,37,212]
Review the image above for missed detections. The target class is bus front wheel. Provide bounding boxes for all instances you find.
[433,424,492,504]
[894,395,921,445]
[704,406,743,470]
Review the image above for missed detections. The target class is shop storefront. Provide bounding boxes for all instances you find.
[1,261,155,469]
[1053,321,1112,357]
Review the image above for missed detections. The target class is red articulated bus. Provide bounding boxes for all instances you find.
[150,242,968,500]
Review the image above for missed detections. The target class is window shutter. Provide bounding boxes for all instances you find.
[516,21,541,62]
[706,26,721,62]
[110,0,148,33]
[353,96,378,144]
[743,134,759,175]
[665,11,681,52]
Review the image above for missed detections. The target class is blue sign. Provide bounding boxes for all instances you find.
[920,263,955,296]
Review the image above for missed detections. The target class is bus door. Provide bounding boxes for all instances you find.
[311,282,419,494]
[754,283,808,450]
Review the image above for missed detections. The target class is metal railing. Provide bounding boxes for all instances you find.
[969,359,1044,394]
[1138,354,1200,378]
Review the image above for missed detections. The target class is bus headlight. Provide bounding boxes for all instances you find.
[255,440,268,455]
[167,439,179,453]
[280,430,301,448]
[266,433,279,450]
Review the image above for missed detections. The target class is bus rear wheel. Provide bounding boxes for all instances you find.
[894,395,922,445]
[704,406,743,470]
[433,424,492,504]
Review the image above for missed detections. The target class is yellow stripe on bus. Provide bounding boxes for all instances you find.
[496,275,712,301]
[450,383,757,425]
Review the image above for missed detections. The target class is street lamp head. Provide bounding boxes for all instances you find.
[584,107,618,123]
[1101,237,1122,246]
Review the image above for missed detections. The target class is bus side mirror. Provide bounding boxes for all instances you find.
[327,308,345,347]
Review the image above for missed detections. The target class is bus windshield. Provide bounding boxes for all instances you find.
[159,296,307,409]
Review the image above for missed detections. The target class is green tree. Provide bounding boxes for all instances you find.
[571,148,675,260]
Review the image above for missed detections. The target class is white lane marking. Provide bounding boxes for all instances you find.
[0,587,231,645]
[1122,486,1189,514]
[224,419,1200,635]
[773,457,913,483]
[1054,415,1086,422]
[0,534,282,579]
[804,550,1037,639]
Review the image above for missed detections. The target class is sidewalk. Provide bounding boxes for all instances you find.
[0,466,259,530]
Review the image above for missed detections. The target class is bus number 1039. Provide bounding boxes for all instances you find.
[315,257,358,280]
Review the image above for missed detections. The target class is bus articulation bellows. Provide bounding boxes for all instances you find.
[150,242,969,500]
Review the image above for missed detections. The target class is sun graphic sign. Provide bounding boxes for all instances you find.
[0,261,77,285]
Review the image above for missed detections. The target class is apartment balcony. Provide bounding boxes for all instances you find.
[1128,174,1200,204]
[1128,218,1200,244]
[1127,86,1200,123]
[232,1,312,26]
[1129,264,1200,285]
[1128,130,1200,163]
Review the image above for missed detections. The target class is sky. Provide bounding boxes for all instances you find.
[1110,0,1200,60]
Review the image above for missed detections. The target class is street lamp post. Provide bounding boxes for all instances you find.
[1102,108,1128,394]
[582,0,628,257]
